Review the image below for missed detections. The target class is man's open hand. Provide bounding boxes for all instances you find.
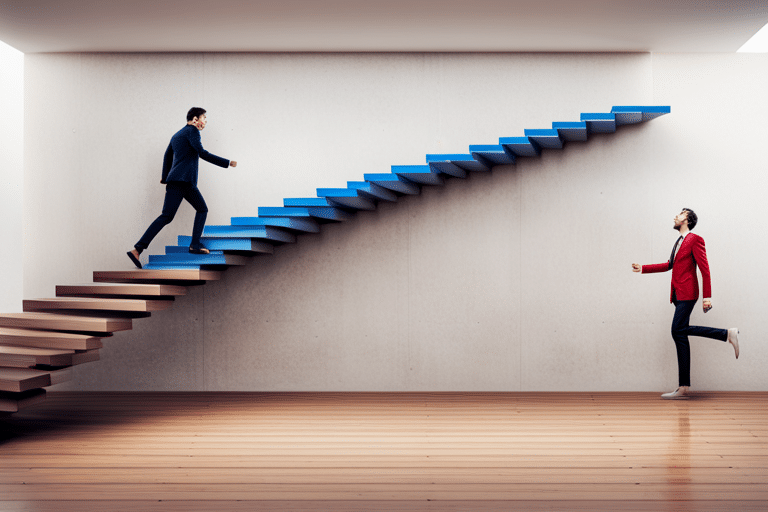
[631,263,641,273]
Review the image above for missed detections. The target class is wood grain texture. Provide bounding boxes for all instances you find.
[23,297,173,313]
[0,392,765,510]
[93,270,221,285]
[0,329,104,351]
[56,283,187,298]
[0,313,131,334]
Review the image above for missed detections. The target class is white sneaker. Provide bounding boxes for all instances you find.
[727,328,739,359]
[661,387,690,400]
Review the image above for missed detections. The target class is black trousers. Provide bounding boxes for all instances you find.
[671,299,728,387]
[135,182,208,252]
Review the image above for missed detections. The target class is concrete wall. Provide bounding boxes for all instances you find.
[21,52,767,391]
[0,41,23,313]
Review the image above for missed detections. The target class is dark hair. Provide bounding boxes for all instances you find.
[187,107,206,121]
[682,208,698,230]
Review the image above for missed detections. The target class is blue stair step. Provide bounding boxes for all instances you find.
[228,216,320,233]
[178,236,274,254]
[498,137,541,157]
[363,174,421,195]
[425,154,490,172]
[611,105,671,125]
[143,264,206,270]
[203,225,297,243]
[524,129,564,149]
[283,197,373,213]
[148,252,248,266]
[317,188,377,210]
[468,145,517,165]
[259,206,354,222]
[581,113,616,133]
[346,181,399,202]
[426,161,467,179]
[552,122,588,142]
[391,166,444,186]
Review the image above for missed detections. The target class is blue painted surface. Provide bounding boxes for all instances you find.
[552,122,588,142]
[229,217,319,233]
[425,154,490,172]
[148,253,232,265]
[524,129,564,149]
[580,113,617,133]
[140,106,670,268]
[391,165,444,186]
[259,206,354,221]
[346,182,399,202]
[178,235,274,253]
[203,225,297,243]
[468,145,516,166]
[317,188,377,210]
[363,174,421,195]
[498,137,541,157]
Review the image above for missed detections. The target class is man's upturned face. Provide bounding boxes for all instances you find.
[673,211,688,231]
[192,114,207,130]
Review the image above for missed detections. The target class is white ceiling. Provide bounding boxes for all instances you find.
[1,0,767,53]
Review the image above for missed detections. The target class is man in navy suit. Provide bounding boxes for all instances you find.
[632,208,739,400]
[128,107,237,267]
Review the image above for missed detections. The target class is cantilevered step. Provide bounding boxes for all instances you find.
[148,250,247,267]
[0,367,71,393]
[363,173,421,194]
[0,389,46,413]
[0,328,104,350]
[259,206,354,222]
[391,165,444,186]
[425,154,490,173]
[346,181,399,202]
[284,196,375,212]
[0,313,131,335]
[23,297,173,314]
[228,216,320,233]
[94,269,221,285]
[317,188,378,210]
[177,235,274,254]
[0,345,99,369]
[204,225,299,242]
[56,283,187,299]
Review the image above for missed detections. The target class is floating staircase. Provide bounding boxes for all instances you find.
[0,106,669,413]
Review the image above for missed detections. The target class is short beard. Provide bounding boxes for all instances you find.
[674,223,681,231]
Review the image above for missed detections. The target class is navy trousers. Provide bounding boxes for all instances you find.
[671,299,728,387]
[135,182,208,252]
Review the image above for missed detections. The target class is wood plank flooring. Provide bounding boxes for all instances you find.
[0,392,766,511]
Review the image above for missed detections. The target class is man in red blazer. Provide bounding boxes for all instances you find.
[632,208,739,400]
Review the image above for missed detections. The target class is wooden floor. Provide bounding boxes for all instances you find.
[0,392,766,511]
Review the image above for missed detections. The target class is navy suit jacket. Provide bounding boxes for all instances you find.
[161,124,229,186]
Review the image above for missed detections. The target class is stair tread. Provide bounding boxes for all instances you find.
[0,389,46,413]
[0,313,132,333]
[57,283,187,297]
[23,297,173,313]
[93,269,221,284]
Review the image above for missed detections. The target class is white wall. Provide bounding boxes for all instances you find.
[0,40,23,312]
[22,52,766,391]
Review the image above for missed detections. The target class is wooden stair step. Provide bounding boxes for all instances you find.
[0,367,71,393]
[0,389,46,413]
[93,269,221,285]
[0,345,100,368]
[56,283,187,298]
[0,328,104,350]
[0,313,131,334]
[23,297,173,313]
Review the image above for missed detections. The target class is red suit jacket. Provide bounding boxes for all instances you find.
[642,233,712,303]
